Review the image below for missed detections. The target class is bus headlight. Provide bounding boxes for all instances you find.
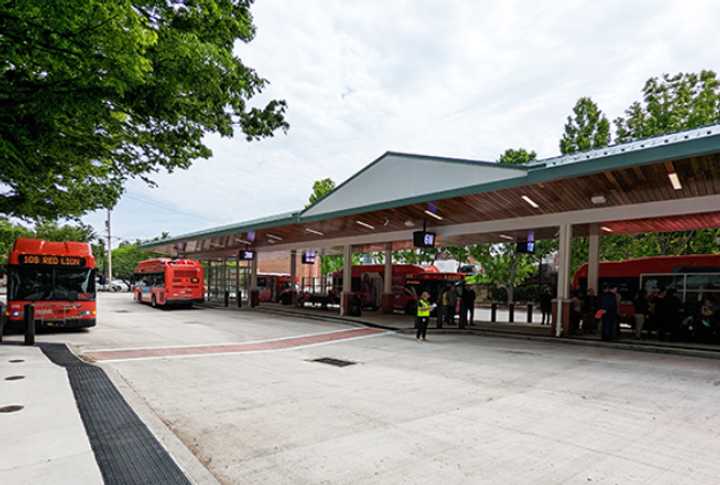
[80,310,92,316]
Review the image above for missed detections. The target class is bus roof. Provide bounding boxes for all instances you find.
[9,238,95,267]
[332,264,462,278]
[574,254,720,282]
[134,258,202,273]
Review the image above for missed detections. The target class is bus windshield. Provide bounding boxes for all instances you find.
[9,266,96,301]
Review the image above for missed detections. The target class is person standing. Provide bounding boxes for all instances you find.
[569,290,582,335]
[446,285,457,326]
[416,291,433,342]
[540,286,552,325]
[582,288,598,334]
[656,288,681,341]
[633,289,649,339]
[458,284,468,329]
[436,286,447,328]
[464,286,476,325]
[599,285,619,341]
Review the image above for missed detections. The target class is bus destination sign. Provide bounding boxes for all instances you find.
[20,254,86,267]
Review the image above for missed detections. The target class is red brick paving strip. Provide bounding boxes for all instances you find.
[84,327,386,362]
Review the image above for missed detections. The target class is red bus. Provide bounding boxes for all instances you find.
[573,254,720,318]
[257,273,293,303]
[326,264,465,313]
[133,258,204,308]
[5,238,97,329]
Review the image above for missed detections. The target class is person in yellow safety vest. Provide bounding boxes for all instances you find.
[416,291,434,342]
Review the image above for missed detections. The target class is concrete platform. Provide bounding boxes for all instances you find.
[12,293,720,484]
[0,344,102,485]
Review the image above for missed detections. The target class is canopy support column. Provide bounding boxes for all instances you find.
[289,250,298,306]
[235,254,241,307]
[249,251,259,307]
[587,223,600,294]
[382,243,394,313]
[554,223,572,337]
[319,249,327,294]
[340,245,353,316]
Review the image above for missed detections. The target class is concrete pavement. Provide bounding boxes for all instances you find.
[7,293,720,484]
[0,344,102,485]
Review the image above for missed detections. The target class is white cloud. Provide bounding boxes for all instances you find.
[83,0,720,243]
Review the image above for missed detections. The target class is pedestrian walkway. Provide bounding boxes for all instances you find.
[245,304,720,360]
[0,344,102,485]
[83,327,390,362]
[252,303,554,336]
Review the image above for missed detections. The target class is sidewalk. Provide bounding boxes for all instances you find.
[234,303,720,360]
[0,343,102,485]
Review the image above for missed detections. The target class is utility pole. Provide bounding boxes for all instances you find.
[105,209,112,282]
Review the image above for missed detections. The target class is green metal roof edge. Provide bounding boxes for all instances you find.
[297,132,720,224]
[141,125,720,248]
[140,211,298,249]
[383,151,524,170]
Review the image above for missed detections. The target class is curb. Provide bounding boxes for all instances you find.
[251,307,720,361]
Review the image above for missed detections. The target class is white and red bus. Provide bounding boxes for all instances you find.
[573,254,720,318]
[301,264,465,313]
[257,273,293,303]
[5,238,97,329]
[133,258,204,308]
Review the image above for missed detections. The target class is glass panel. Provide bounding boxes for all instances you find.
[9,267,95,301]
[685,274,720,291]
[53,268,95,301]
[640,274,683,294]
[9,267,53,301]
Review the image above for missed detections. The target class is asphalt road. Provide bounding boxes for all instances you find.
[18,293,720,484]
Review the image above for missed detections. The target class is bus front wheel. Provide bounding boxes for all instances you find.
[151,295,157,308]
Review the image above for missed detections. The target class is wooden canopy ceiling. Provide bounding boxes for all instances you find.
[168,152,720,259]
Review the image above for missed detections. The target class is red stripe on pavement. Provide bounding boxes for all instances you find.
[84,327,385,362]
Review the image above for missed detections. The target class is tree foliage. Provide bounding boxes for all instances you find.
[614,71,720,142]
[307,178,336,207]
[497,148,537,165]
[559,97,611,154]
[0,0,288,220]
[0,218,96,265]
[112,241,160,283]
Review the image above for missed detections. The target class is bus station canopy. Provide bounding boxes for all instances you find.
[143,124,720,258]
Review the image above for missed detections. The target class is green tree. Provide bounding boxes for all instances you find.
[497,148,537,165]
[614,71,720,142]
[601,70,720,262]
[33,220,96,242]
[112,241,159,284]
[0,218,97,265]
[468,243,536,302]
[461,148,547,302]
[307,178,336,207]
[0,218,32,266]
[305,178,337,274]
[559,97,611,154]
[0,0,288,220]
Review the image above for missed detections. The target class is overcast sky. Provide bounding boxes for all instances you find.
[82,0,720,245]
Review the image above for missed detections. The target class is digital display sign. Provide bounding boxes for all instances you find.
[516,241,535,254]
[302,251,317,264]
[413,231,436,248]
[238,250,256,261]
[19,254,86,267]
